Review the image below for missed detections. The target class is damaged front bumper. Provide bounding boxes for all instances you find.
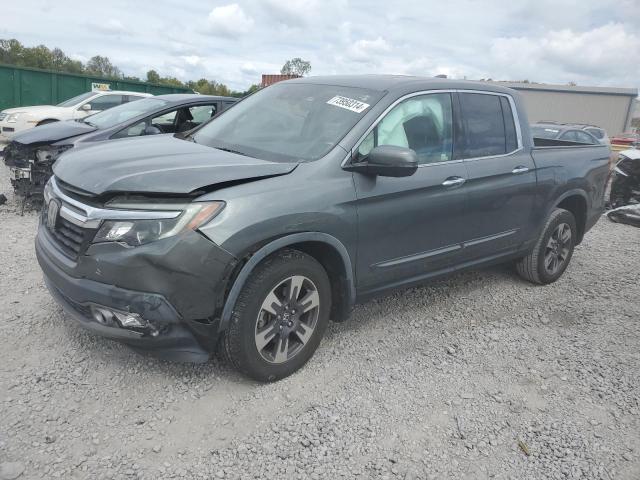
[36,217,238,362]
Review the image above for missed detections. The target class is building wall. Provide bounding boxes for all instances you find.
[494,82,638,136]
[513,90,634,135]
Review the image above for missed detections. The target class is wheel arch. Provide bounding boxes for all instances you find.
[36,118,60,126]
[553,190,588,244]
[219,233,356,332]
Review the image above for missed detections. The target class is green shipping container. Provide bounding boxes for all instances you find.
[0,64,193,110]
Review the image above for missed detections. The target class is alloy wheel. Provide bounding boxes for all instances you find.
[544,222,572,275]
[254,275,320,364]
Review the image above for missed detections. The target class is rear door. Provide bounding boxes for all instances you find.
[455,92,537,263]
[352,92,470,293]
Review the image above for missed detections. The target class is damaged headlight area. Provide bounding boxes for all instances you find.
[93,201,225,246]
[35,145,74,164]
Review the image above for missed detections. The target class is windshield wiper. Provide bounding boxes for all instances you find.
[213,146,251,157]
[83,119,97,127]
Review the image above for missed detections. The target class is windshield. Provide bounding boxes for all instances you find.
[531,126,560,139]
[56,92,96,107]
[84,98,169,129]
[193,83,383,162]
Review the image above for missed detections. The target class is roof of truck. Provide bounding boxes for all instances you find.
[154,94,238,103]
[286,75,518,95]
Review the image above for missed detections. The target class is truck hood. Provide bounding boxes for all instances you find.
[13,120,95,145]
[53,135,299,196]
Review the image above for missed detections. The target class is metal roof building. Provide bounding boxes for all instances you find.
[494,82,638,136]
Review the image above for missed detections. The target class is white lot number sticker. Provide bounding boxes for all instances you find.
[327,96,370,113]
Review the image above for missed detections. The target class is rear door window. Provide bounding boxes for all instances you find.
[458,93,512,158]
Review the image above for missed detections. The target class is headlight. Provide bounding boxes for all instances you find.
[93,201,225,246]
[43,179,53,204]
[6,112,24,123]
[35,145,74,163]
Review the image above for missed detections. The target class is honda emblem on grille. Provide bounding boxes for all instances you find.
[47,199,60,230]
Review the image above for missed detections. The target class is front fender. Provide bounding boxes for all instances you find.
[218,232,355,332]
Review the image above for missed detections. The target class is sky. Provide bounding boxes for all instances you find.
[2,0,639,91]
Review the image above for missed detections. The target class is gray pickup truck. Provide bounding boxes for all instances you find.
[36,75,610,381]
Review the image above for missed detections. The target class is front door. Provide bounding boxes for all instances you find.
[351,92,470,294]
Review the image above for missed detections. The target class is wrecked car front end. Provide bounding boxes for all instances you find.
[3,141,35,198]
[36,177,238,362]
[3,141,73,201]
[609,149,640,208]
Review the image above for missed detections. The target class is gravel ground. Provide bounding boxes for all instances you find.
[0,163,639,480]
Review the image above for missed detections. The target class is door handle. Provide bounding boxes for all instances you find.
[512,166,530,174]
[442,176,466,187]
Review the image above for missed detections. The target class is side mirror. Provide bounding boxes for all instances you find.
[81,103,92,111]
[346,145,418,177]
[143,125,162,135]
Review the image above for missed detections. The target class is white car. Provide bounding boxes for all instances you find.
[0,90,152,142]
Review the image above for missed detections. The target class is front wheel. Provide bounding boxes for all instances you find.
[221,249,331,382]
[516,208,577,284]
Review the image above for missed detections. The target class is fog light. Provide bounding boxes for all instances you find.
[90,306,116,325]
[112,311,146,328]
[89,305,146,329]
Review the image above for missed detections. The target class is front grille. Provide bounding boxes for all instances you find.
[48,214,97,258]
[0,112,7,121]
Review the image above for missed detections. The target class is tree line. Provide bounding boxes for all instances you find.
[0,39,283,97]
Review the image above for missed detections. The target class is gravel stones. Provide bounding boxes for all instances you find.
[0,164,639,479]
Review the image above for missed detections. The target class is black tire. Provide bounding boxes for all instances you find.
[516,208,577,285]
[221,248,331,382]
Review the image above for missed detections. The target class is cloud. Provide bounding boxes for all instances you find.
[181,55,202,67]
[490,23,640,84]
[90,18,127,36]
[69,53,88,63]
[260,0,345,28]
[240,62,259,75]
[346,37,392,64]
[3,0,639,92]
[207,4,254,37]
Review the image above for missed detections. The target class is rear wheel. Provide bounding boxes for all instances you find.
[516,208,577,284]
[221,249,331,382]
